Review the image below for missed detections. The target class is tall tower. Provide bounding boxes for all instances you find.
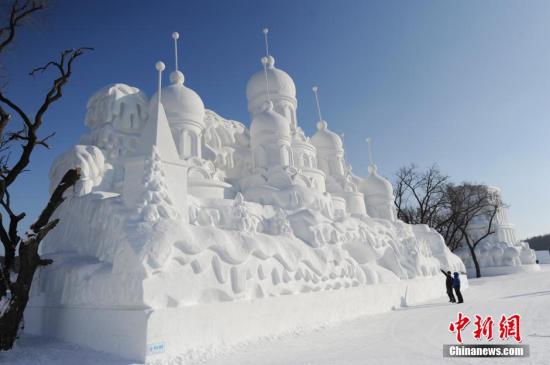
[246,28,298,131]
[152,32,206,160]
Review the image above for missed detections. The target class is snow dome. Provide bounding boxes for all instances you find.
[85,83,149,132]
[310,120,344,153]
[360,164,394,198]
[150,69,206,160]
[246,55,297,113]
[250,101,291,144]
[153,70,205,126]
[359,164,396,220]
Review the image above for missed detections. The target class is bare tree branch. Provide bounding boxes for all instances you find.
[0,0,45,53]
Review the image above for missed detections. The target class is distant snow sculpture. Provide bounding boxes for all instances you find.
[454,186,537,276]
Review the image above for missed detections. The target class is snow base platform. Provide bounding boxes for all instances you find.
[24,274,467,363]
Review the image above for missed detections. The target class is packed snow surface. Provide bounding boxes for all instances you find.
[6,265,550,365]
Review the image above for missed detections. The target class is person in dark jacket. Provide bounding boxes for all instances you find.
[453,272,463,303]
[440,270,456,303]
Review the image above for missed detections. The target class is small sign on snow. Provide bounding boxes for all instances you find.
[147,341,166,355]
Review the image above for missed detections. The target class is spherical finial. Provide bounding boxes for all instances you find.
[263,28,269,35]
[265,55,275,68]
[169,70,185,84]
[261,56,268,65]
[368,164,378,174]
[156,61,165,72]
[312,86,318,93]
[172,32,180,40]
[316,120,328,130]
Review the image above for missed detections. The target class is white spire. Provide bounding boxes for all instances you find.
[155,61,165,104]
[135,61,179,160]
[263,28,270,57]
[261,56,271,103]
[170,32,184,84]
[312,86,323,122]
[366,137,375,167]
[172,32,180,72]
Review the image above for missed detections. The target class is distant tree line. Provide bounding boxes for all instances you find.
[525,234,550,251]
[393,164,501,278]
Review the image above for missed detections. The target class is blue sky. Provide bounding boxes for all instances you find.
[2,0,549,238]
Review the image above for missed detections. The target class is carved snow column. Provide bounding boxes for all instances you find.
[124,62,189,222]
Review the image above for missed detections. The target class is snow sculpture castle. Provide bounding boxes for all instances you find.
[27,30,465,362]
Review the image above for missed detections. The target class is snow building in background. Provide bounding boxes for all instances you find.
[455,186,537,277]
[26,30,466,362]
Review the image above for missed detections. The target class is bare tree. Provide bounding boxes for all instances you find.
[447,184,500,278]
[0,0,90,350]
[393,165,502,278]
[393,164,450,227]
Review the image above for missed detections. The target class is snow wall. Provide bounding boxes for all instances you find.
[25,274,468,363]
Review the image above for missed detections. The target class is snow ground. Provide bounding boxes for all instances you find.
[2,266,549,365]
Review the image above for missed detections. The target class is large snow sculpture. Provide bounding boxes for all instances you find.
[26,31,466,362]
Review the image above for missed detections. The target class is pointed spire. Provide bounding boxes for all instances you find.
[366,137,375,169]
[261,56,271,104]
[172,32,180,72]
[263,28,270,57]
[260,28,275,69]
[170,32,184,84]
[312,86,323,123]
[135,62,179,161]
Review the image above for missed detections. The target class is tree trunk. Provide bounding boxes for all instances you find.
[467,242,481,278]
[0,238,40,350]
[0,168,79,350]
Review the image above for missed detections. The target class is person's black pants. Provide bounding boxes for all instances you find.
[446,288,456,302]
[454,287,463,303]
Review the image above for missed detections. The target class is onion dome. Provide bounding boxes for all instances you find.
[246,56,296,112]
[250,101,291,146]
[151,70,205,127]
[360,164,394,199]
[310,120,344,153]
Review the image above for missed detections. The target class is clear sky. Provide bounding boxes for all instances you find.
[2,0,549,238]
